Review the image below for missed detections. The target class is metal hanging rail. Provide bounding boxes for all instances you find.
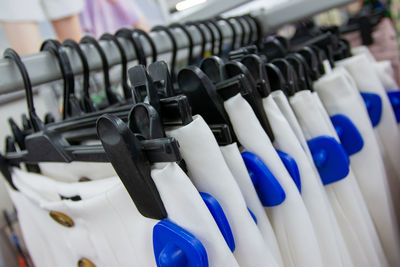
[0,0,356,96]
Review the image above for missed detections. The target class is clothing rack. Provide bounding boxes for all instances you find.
[0,0,356,97]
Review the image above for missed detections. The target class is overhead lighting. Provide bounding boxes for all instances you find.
[176,0,207,11]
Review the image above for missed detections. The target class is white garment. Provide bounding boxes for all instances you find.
[336,54,400,262]
[8,163,238,267]
[220,143,284,266]
[263,95,353,267]
[0,0,84,21]
[290,90,387,267]
[314,68,400,267]
[271,91,313,160]
[167,115,278,267]
[39,162,117,182]
[224,93,324,267]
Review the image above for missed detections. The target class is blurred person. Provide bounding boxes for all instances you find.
[0,0,84,55]
[80,0,150,38]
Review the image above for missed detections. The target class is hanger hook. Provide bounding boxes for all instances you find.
[80,35,120,106]
[186,22,206,63]
[100,33,132,100]
[115,28,146,67]
[230,17,246,48]
[3,48,43,131]
[169,23,194,65]
[218,17,237,51]
[41,39,81,119]
[199,20,216,56]
[240,15,253,45]
[208,19,223,56]
[151,26,178,81]
[132,29,158,64]
[62,39,97,113]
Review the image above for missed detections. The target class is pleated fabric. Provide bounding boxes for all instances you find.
[220,143,284,266]
[290,90,388,267]
[167,115,278,267]
[314,68,400,267]
[263,95,354,267]
[7,163,238,267]
[224,93,324,267]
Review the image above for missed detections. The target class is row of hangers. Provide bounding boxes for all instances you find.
[0,13,353,219]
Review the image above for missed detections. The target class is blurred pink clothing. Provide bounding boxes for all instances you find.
[344,18,400,85]
[80,0,141,38]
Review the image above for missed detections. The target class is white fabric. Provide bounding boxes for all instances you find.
[223,93,324,267]
[167,115,278,267]
[220,143,284,266]
[375,61,399,91]
[0,0,84,21]
[8,163,238,267]
[263,95,353,267]
[39,162,117,182]
[270,91,313,160]
[290,90,387,267]
[314,68,400,267]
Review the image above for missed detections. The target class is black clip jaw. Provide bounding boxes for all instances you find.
[97,114,170,220]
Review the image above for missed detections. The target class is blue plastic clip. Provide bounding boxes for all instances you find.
[153,220,208,267]
[331,114,364,156]
[387,91,400,123]
[276,150,301,193]
[307,136,350,185]
[241,152,286,207]
[248,208,257,224]
[200,192,235,252]
[360,92,382,127]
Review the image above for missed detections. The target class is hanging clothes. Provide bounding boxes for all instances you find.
[223,93,324,267]
[290,90,388,267]
[220,143,284,266]
[313,67,400,267]
[7,163,238,267]
[263,95,354,267]
[167,115,279,267]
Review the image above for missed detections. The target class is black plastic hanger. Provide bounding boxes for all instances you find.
[265,63,286,93]
[240,16,253,46]
[169,23,194,65]
[186,22,206,63]
[4,48,43,132]
[97,112,170,219]
[63,39,97,113]
[178,66,236,140]
[41,40,83,119]
[286,53,309,90]
[271,58,298,96]
[199,55,226,84]
[217,17,237,51]
[132,28,158,64]
[115,28,147,67]
[151,26,178,81]
[228,45,258,61]
[80,35,120,106]
[231,17,246,48]
[100,33,132,100]
[147,61,175,98]
[260,37,286,60]
[298,46,321,81]
[240,54,271,97]
[200,21,216,56]
[208,19,223,56]
[128,63,193,126]
[310,45,326,76]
